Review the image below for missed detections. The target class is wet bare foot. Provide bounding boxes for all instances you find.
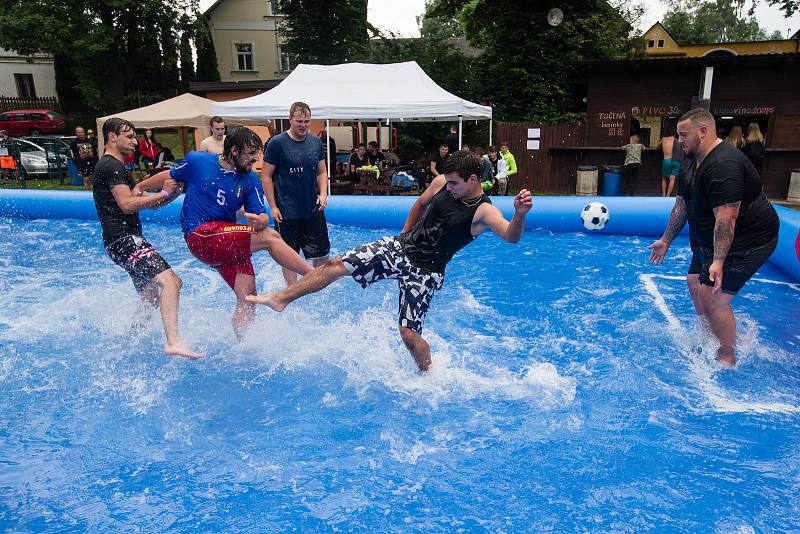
[244,293,286,312]
[165,341,203,360]
[716,346,736,368]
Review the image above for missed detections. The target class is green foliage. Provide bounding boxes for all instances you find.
[0,0,197,112]
[195,11,221,82]
[766,0,798,17]
[279,0,371,64]
[179,16,196,91]
[663,0,787,43]
[434,0,640,123]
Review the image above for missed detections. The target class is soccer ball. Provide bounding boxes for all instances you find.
[581,202,609,230]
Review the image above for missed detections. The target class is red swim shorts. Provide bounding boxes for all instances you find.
[186,221,256,289]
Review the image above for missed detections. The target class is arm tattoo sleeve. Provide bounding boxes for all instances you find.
[663,197,687,244]
[712,201,740,262]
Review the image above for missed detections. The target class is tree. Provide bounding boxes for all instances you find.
[433,0,643,123]
[278,0,372,64]
[179,16,196,92]
[663,0,786,43]
[0,0,195,112]
[766,0,798,17]
[195,11,221,82]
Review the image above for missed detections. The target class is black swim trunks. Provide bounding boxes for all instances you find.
[105,234,171,293]
[275,209,331,260]
[695,236,778,294]
[341,236,444,333]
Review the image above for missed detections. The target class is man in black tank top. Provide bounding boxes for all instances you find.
[248,150,533,371]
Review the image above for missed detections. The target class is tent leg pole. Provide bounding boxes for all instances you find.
[458,115,463,150]
[489,120,492,147]
[180,127,188,156]
[325,119,331,197]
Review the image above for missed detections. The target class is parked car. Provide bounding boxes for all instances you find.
[13,138,68,178]
[0,110,66,136]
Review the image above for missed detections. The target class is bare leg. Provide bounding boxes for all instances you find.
[251,228,313,277]
[232,272,257,338]
[661,177,667,197]
[667,175,676,197]
[399,325,431,372]
[282,255,328,287]
[698,284,737,367]
[153,269,202,359]
[247,256,348,310]
[687,274,704,316]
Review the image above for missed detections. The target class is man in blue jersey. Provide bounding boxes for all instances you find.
[149,127,313,336]
[261,101,330,286]
[248,150,533,372]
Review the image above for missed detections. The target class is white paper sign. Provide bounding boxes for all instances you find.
[0,147,8,156]
[526,140,540,150]
[527,128,541,138]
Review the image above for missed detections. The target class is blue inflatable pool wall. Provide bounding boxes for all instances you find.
[1,190,798,283]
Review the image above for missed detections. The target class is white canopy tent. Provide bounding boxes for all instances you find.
[95,92,261,153]
[212,62,493,186]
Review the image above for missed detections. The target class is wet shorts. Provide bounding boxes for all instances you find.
[185,221,255,289]
[341,236,444,333]
[275,209,330,260]
[105,234,171,293]
[695,236,778,295]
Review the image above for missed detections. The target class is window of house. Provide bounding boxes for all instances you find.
[14,73,36,98]
[235,42,254,71]
[270,0,284,15]
[657,39,665,48]
[647,39,655,48]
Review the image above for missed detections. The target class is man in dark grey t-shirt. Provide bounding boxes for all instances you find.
[93,117,200,360]
[648,109,778,368]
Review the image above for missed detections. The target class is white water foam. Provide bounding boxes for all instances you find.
[640,273,800,414]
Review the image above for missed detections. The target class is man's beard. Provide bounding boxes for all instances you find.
[234,160,252,174]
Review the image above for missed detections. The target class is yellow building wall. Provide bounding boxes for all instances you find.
[642,22,800,57]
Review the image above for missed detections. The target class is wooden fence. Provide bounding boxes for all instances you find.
[0,96,60,112]
[497,122,588,194]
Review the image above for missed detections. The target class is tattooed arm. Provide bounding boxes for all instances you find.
[647,196,687,264]
[708,201,740,292]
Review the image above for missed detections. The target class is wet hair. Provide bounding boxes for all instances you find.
[102,117,136,143]
[678,109,716,133]
[223,126,263,160]
[210,116,224,127]
[290,101,311,118]
[442,149,481,181]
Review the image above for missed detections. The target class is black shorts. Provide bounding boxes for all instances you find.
[275,209,330,260]
[695,236,778,295]
[341,236,444,333]
[105,235,171,293]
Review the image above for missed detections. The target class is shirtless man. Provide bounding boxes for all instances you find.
[199,116,226,155]
[658,125,681,197]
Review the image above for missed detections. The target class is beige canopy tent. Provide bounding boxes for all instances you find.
[95,92,263,154]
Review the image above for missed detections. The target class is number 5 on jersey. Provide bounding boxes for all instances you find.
[216,188,226,206]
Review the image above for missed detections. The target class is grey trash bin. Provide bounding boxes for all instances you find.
[576,165,598,196]
[788,168,800,202]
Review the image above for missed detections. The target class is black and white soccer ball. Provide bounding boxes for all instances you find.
[581,202,609,230]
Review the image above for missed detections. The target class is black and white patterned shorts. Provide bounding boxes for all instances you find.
[105,235,171,293]
[341,236,444,333]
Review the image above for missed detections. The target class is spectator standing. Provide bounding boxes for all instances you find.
[725,125,745,150]
[0,129,18,183]
[139,129,158,169]
[742,122,765,174]
[658,125,680,197]
[70,126,99,189]
[199,116,226,155]
[444,125,459,154]
[319,130,337,176]
[620,134,645,196]
[499,142,517,184]
[430,143,450,178]
[475,147,494,193]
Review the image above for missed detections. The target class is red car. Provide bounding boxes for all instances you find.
[0,109,66,136]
